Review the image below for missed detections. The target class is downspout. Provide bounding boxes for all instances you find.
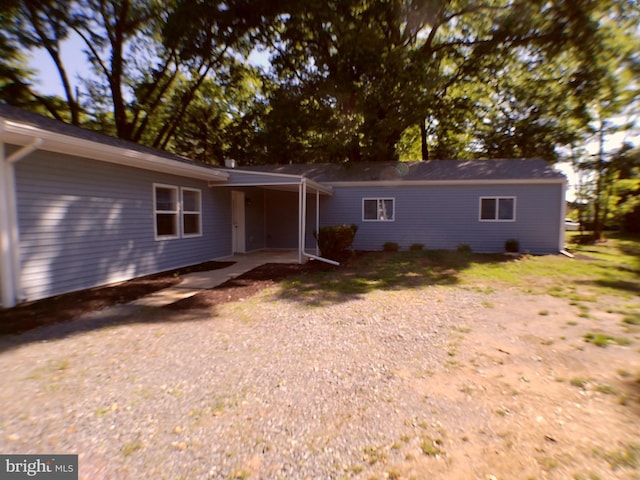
[6,138,43,163]
[0,134,43,307]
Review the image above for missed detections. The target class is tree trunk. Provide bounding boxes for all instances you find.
[420,118,428,161]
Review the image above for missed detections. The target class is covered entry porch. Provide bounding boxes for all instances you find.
[211,170,334,264]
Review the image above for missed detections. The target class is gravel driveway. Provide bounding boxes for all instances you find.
[1,284,638,479]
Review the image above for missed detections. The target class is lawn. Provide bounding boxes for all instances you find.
[278,232,640,306]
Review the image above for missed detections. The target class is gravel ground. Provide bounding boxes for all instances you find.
[0,282,638,480]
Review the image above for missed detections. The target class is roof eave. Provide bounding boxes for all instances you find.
[0,119,229,182]
[325,178,566,187]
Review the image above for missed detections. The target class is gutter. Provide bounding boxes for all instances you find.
[1,120,228,182]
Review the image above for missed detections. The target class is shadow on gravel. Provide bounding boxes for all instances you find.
[0,304,211,353]
[0,262,325,352]
[0,262,235,343]
[0,252,518,349]
[273,250,514,307]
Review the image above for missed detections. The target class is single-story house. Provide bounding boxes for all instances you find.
[0,105,567,308]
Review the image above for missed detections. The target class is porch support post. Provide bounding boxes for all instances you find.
[315,188,320,256]
[298,180,303,264]
[299,179,307,264]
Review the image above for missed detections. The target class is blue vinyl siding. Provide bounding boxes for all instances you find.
[320,184,562,254]
[15,150,231,301]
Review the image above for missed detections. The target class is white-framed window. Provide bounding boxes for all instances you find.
[153,184,203,240]
[181,187,202,237]
[363,198,395,221]
[479,196,516,222]
[154,184,179,239]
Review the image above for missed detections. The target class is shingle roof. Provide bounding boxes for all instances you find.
[0,103,207,169]
[240,159,565,182]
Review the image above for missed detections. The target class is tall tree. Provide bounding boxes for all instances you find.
[247,0,638,163]
[569,2,640,239]
[1,0,80,122]
[1,0,259,155]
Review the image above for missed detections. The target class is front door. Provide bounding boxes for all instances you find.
[231,191,246,253]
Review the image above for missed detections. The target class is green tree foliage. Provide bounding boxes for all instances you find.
[580,144,640,234]
[0,0,79,122]
[245,0,639,163]
[1,0,638,172]
[567,3,640,238]
[0,0,261,162]
[614,146,640,233]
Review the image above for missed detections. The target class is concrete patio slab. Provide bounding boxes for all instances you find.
[130,250,300,308]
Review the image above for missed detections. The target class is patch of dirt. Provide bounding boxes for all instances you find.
[163,261,333,310]
[0,261,236,335]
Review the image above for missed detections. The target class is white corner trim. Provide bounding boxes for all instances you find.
[0,139,20,307]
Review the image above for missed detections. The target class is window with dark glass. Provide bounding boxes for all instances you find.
[182,188,202,237]
[363,198,395,221]
[480,197,516,221]
[154,185,179,238]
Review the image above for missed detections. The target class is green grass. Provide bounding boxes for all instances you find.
[421,436,444,456]
[584,333,632,348]
[121,440,143,457]
[622,313,640,326]
[570,377,590,389]
[275,234,640,306]
[594,383,618,395]
[595,442,640,470]
[362,445,387,465]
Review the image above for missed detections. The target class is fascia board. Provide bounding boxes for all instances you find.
[225,168,308,179]
[1,119,229,181]
[325,178,566,187]
[212,179,333,195]
[220,169,333,195]
[213,181,302,188]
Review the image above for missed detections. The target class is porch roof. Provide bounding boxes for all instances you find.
[210,168,333,195]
